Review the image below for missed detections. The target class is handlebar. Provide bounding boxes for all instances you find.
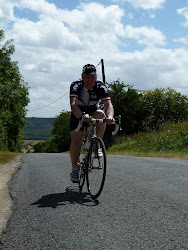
[75,113,122,136]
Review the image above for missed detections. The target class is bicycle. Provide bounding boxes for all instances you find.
[75,114,121,200]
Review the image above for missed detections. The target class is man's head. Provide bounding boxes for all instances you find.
[82,64,97,90]
[82,64,96,75]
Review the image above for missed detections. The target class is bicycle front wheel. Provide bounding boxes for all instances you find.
[78,143,86,191]
[86,137,106,200]
[78,161,85,190]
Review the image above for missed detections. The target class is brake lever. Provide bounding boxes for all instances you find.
[112,115,121,136]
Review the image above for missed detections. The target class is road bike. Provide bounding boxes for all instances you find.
[75,114,121,200]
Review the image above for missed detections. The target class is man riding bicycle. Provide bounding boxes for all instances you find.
[69,64,114,183]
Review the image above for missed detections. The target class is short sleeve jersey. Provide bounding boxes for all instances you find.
[70,79,111,113]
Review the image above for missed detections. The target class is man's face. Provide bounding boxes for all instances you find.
[82,73,97,90]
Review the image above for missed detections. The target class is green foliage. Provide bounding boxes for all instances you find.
[23,118,55,140]
[34,139,58,153]
[107,81,188,134]
[107,80,145,134]
[0,119,8,150]
[154,122,188,151]
[103,80,145,148]
[0,29,30,151]
[141,88,188,130]
[34,111,71,153]
[108,121,188,157]
[51,110,71,152]
[0,151,21,164]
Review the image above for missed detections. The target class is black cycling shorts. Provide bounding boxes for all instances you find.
[70,107,98,131]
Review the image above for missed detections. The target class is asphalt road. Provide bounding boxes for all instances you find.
[0,153,188,250]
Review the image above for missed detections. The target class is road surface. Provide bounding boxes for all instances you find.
[0,153,188,249]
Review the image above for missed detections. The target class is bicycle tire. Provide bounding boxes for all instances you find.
[78,141,86,191]
[78,161,85,190]
[86,137,106,200]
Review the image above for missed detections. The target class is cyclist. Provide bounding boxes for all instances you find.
[69,64,114,183]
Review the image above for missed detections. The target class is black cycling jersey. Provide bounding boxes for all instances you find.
[70,78,111,113]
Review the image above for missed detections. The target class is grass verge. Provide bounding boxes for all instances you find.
[107,121,188,160]
[0,151,21,165]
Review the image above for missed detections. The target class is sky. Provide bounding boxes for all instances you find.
[1,0,188,118]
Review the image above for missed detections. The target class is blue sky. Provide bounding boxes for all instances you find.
[1,0,188,117]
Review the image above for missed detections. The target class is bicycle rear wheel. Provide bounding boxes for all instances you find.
[86,137,106,200]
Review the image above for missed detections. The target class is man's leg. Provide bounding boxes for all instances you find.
[70,130,83,183]
[70,130,83,168]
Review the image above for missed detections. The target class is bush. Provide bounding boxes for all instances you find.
[108,120,188,155]
[141,88,188,130]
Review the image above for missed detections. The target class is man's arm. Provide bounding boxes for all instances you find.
[70,96,82,119]
[70,96,92,123]
[103,99,114,124]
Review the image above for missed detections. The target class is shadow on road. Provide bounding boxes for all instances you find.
[31,187,99,208]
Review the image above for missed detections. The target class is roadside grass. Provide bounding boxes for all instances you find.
[0,151,21,165]
[107,121,188,160]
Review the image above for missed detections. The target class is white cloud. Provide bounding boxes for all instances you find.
[23,64,37,71]
[10,2,125,52]
[112,0,166,10]
[125,25,166,46]
[11,17,82,50]
[105,47,188,94]
[0,0,17,27]
[60,3,125,53]
[177,7,188,27]
[5,2,127,116]
[148,12,156,19]
[17,0,58,16]
[174,36,188,45]
[2,1,188,117]
[127,12,134,19]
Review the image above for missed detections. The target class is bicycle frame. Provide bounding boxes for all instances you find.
[83,122,97,157]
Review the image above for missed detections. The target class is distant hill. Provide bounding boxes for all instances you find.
[23,117,55,140]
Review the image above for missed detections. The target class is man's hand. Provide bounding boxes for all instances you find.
[106,116,114,125]
[83,113,92,123]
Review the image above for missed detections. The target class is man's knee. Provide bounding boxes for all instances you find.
[92,110,106,119]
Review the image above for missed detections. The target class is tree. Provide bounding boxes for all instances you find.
[100,80,146,148]
[0,29,30,151]
[51,111,71,152]
[34,111,71,153]
[141,88,188,130]
[107,80,145,135]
